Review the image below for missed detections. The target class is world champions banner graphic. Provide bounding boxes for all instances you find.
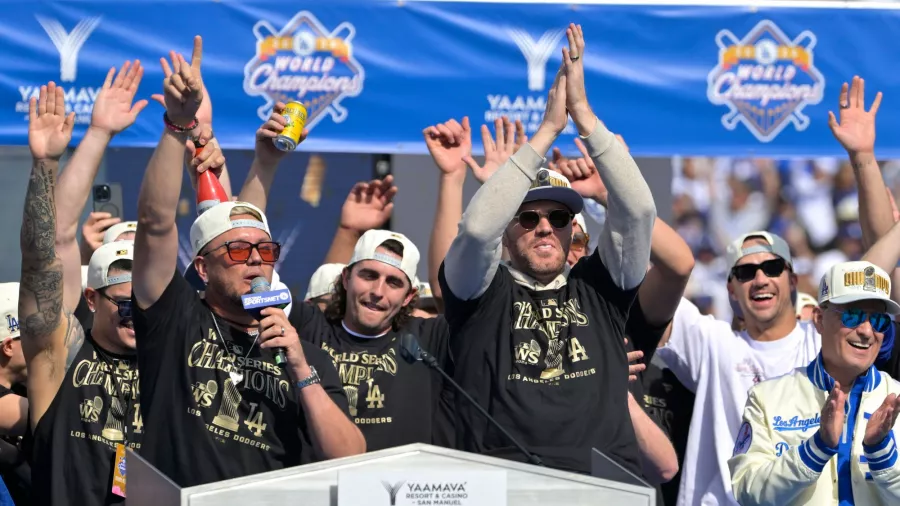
[3,1,900,157]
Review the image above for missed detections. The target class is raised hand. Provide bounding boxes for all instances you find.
[540,64,569,135]
[159,35,204,127]
[562,23,594,135]
[424,117,472,176]
[462,117,515,184]
[91,61,148,136]
[254,102,306,166]
[625,338,645,382]
[864,393,900,446]
[818,383,847,448]
[553,137,608,204]
[81,212,121,253]
[828,76,882,156]
[186,124,225,178]
[513,119,528,151]
[28,82,75,160]
[339,175,398,232]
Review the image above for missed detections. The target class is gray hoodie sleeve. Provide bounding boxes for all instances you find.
[582,121,657,290]
[443,143,545,300]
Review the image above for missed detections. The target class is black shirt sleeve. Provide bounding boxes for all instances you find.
[625,297,672,366]
[73,295,93,332]
[570,248,641,324]
[132,270,201,413]
[289,301,330,347]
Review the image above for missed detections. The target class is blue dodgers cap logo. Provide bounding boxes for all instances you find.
[772,414,821,432]
[241,289,292,311]
[733,421,753,456]
[707,20,824,142]
[244,11,365,132]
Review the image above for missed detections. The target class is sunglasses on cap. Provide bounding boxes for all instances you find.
[571,232,591,252]
[730,258,788,283]
[513,209,573,230]
[100,292,133,319]
[204,240,281,263]
[825,307,892,334]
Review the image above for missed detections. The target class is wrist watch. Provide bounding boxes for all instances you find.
[295,367,321,390]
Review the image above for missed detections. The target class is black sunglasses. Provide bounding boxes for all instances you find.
[826,307,892,334]
[100,292,133,319]
[731,258,788,282]
[513,209,573,230]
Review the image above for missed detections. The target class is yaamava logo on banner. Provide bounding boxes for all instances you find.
[707,19,825,143]
[244,11,365,131]
[16,16,103,125]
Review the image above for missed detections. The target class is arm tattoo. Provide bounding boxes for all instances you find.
[19,159,67,352]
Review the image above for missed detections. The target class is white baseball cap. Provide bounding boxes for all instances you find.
[522,168,584,213]
[88,241,134,290]
[0,282,20,342]
[103,221,138,244]
[349,230,419,285]
[795,292,819,317]
[190,201,270,257]
[573,213,587,233]
[726,231,793,270]
[304,263,346,300]
[818,260,900,314]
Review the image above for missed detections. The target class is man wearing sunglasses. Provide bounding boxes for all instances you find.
[567,213,590,266]
[730,260,900,505]
[439,24,657,475]
[656,231,822,506]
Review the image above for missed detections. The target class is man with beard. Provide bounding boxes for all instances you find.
[657,231,821,506]
[131,36,363,487]
[19,82,145,505]
[438,24,657,474]
[289,230,453,450]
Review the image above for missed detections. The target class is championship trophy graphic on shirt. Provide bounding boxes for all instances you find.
[541,338,566,380]
[212,378,242,431]
[102,396,126,441]
[344,385,359,417]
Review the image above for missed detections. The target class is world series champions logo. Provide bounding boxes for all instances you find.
[707,20,824,142]
[243,11,365,131]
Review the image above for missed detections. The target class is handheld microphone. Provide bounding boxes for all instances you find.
[241,276,292,366]
[399,333,544,467]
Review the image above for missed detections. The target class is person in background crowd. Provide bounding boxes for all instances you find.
[304,263,346,312]
[412,282,439,319]
[0,283,30,506]
[796,292,819,322]
[658,230,821,506]
[131,36,362,487]
[568,213,590,266]
[439,25,657,474]
[730,253,900,505]
[19,80,144,505]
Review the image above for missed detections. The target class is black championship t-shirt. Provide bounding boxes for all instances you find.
[439,249,641,474]
[132,272,349,487]
[31,334,140,506]
[289,303,455,451]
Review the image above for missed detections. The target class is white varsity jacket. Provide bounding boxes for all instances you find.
[729,354,900,506]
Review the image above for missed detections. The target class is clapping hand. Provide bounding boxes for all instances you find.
[818,383,847,448]
[864,393,900,446]
[828,76,882,157]
[90,61,148,136]
[28,82,75,161]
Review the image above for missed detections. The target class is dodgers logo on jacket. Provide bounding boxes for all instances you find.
[707,20,824,142]
[733,421,753,456]
[244,11,365,132]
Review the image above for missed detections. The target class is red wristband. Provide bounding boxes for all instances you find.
[163,112,199,133]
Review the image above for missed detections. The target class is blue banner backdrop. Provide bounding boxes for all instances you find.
[2,1,900,157]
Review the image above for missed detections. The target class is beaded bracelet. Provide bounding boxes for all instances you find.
[163,112,199,133]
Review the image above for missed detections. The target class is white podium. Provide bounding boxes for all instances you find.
[125,443,656,506]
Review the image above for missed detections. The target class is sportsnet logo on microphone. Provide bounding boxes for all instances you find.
[707,20,824,142]
[243,11,365,132]
[241,289,291,311]
[15,16,102,125]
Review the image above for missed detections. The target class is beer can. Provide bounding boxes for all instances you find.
[273,101,308,152]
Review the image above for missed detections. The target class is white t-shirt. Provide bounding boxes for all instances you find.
[657,298,821,506]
